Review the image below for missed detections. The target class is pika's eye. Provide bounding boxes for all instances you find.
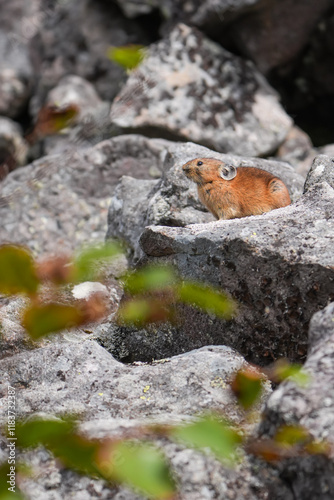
[197,161,203,166]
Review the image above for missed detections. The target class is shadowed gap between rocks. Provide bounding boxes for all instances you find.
[98,238,334,365]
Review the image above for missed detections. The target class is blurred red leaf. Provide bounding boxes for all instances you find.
[27,103,79,143]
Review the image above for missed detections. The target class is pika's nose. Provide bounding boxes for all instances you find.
[183,165,190,173]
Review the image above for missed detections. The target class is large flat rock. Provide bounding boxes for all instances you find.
[139,179,334,365]
[1,340,266,423]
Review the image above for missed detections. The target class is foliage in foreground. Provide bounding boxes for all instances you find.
[0,243,319,499]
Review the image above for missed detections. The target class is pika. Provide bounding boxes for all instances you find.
[182,157,291,220]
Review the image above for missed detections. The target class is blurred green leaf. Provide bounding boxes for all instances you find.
[117,297,172,326]
[117,298,151,326]
[22,303,83,339]
[274,425,309,446]
[107,45,145,70]
[16,418,99,476]
[51,105,78,133]
[171,416,242,465]
[51,433,100,475]
[101,441,175,499]
[273,360,310,387]
[231,368,264,410]
[74,242,122,282]
[16,419,74,448]
[0,462,25,500]
[305,440,331,456]
[0,245,39,296]
[123,265,177,295]
[178,282,237,319]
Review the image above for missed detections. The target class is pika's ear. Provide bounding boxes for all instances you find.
[219,164,237,181]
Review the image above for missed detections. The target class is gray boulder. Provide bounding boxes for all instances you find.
[28,0,150,112]
[110,24,293,157]
[138,162,334,365]
[303,154,334,193]
[107,175,159,259]
[0,296,33,359]
[0,340,270,422]
[0,117,28,178]
[0,29,33,118]
[107,141,305,261]
[41,75,112,156]
[0,135,167,254]
[275,126,316,178]
[258,302,334,500]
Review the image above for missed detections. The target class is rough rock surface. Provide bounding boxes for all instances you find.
[107,175,159,258]
[0,338,273,499]
[257,302,334,500]
[107,141,305,261]
[0,135,167,255]
[0,340,269,422]
[110,24,293,157]
[138,170,334,365]
[303,154,334,193]
[0,296,32,359]
[230,0,333,74]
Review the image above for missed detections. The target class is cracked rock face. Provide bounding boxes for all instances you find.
[107,140,305,261]
[110,24,293,157]
[258,302,334,500]
[138,172,334,365]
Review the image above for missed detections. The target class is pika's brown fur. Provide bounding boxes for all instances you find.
[182,157,291,220]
